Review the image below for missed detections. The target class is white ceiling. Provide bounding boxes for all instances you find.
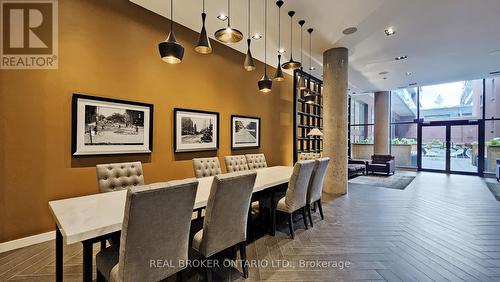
[131,0,500,93]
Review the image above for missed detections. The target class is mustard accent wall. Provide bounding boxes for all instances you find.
[0,0,293,242]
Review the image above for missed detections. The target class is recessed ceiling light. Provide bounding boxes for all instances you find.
[395,55,408,61]
[310,66,316,71]
[278,48,285,54]
[409,82,417,86]
[406,72,412,76]
[384,27,395,36]
[217,14,228,21]
[379,71,389,75]
[342,27,358,35]
[252,33,262,40]
[383,77,387,80]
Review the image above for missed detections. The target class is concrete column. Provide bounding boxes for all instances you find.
[323,47,348,195]
[374,91,390,154]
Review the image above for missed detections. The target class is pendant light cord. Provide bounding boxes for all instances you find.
[300,25,303,64]
[289,15,292,56]
[248,0,250,37]
[228,0,231,26]
[309,30,312,74]
[170,0,173,31]
[264,0,267,73]
[278,5,280,51]
[202,0,205,13]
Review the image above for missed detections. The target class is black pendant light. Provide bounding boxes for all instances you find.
[195,0,212,54]
[305,28,316,104]
[297,20,306,89]
[159,0,184,64]
[244,0,256,71]
[273,1,284,81]
[282,11,301,70]
[258,0,272,93]
[215,0,243,44]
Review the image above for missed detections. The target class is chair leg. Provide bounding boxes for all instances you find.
[96,269,105,282]
[271,206,276,236]
[301,207,308,230]
[205,263,213,282]
[288,213,295,239]
[239,242,249,278]
[317,200,324,220]
[307,204,314,228]
[176,270,183,282]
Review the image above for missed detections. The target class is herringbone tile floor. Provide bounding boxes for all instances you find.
[2,171,499,281]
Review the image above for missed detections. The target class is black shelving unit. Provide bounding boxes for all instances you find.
[293,69,324,163]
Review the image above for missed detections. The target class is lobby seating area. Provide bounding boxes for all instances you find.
[2,0,500,281]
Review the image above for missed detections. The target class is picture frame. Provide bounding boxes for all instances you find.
[231,115,261,150]
[174,108,219,152]
[72,94,153,156]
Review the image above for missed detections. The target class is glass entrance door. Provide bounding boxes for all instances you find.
[418,121,480,175]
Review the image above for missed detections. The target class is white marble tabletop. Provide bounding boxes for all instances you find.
[49,166,293,245]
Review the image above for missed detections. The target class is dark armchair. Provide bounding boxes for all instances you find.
[348,159,367,178]
[367,155,395,176]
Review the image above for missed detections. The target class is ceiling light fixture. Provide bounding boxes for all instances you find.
[309,66,316,71]
[159,0,184,64]
[215,0,243,44]
[379,71,389,75]
[395,55,408,61]
[490,71,500,75]
[297,19,306,89]
[342,27,358,35]
[258,0,272,93]
[384,27,395,36]
[406,72,412,76]
[217,14,228,21]
[409,82,417,86]
[252,33,262,40]
[243,0,256,71]
[194,0,212,54]
[273,1,285,81]
[282,11,301,70]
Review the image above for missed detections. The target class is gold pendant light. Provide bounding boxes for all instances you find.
[298,20,307,89]
[195,0,212,54]
[215,0,243,44]
[273,0,284,81]
[159,0,184,64]
[258,0,272,93]
[244,0,256,71]
[282,11,301,70]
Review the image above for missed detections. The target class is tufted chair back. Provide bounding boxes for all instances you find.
[245,153,268,170]
[96,162,144,193]
[299,152,320,161]
[197,171,257,257]
[192,157,222,178]
[307,158,330,204]
[224,155,249,173]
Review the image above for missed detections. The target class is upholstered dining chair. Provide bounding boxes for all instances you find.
[95,179,198,282]
[306,158,330,227]
[192,171,257,281]
[245,153,268,169]
[224,155,250,172]
[298,152,320,161]
[192,157,222,178]
[272,160,315,239]
[96,162,144,193]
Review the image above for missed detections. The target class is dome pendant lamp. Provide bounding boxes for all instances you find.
[215,0,243,44]
[195,0,212,54]
[281,11,301,70]
[258,0,272,93]
[305,28,316,104]
[297,20,306,89]
[159,0,184,64]
[243,0,256,71]
[273,0,284,81]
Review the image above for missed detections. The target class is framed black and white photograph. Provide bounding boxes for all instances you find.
[72,94,153,155]
[231,115,261,150]
[174,108,219,152]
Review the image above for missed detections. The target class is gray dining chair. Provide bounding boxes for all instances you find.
[245,153,268,169]
[306,158,330,227]
[224,155,250,172]
[193,157,222,178]
[192,171,257,280]
[96,162,144,193]
[96,179,198,282]
[272,160,315,239]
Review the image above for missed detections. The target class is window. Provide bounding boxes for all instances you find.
[391,87,418,123]
[350,93,374,125]
[391,123,417,168]
[485,77,500,119]
[350,125,374,159]
[419,80,483,121]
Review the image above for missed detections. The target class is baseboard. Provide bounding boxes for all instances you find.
[0,231,55,253]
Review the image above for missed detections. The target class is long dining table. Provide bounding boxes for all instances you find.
[48,166,294,282]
